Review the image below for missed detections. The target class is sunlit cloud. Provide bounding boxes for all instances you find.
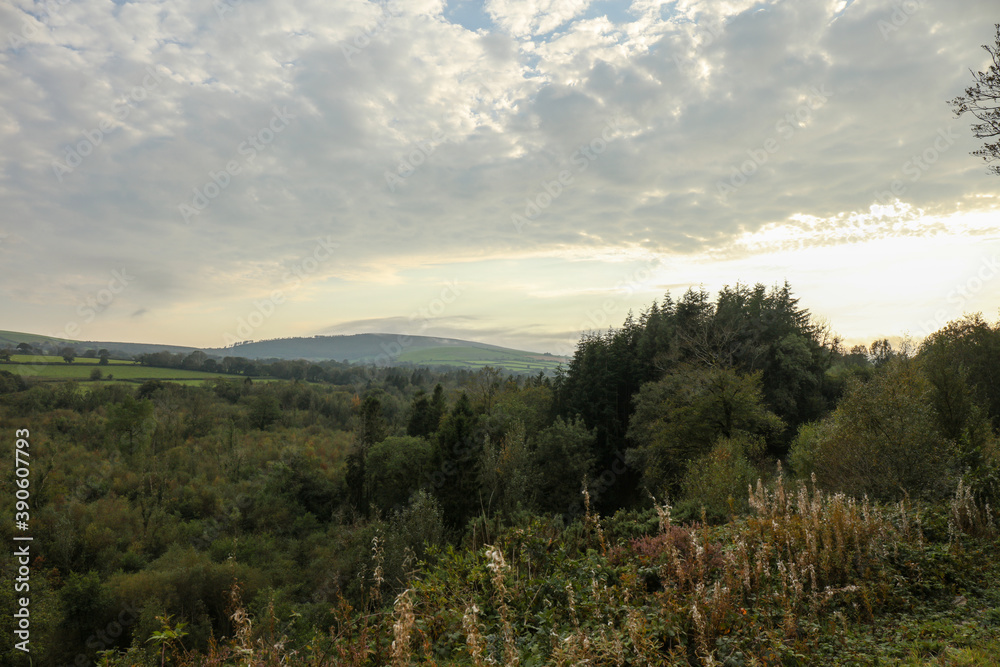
[0,0,996,353]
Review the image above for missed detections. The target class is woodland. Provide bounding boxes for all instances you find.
[2,282,999,666]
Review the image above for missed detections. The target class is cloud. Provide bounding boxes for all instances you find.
[0,0,997,349]
[486,0,594,38]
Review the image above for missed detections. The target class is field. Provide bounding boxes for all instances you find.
[8,354,134,364]
[396,345,566,373]
[1,360,243,383]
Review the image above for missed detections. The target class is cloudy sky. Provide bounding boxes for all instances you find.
[1,0,997,355]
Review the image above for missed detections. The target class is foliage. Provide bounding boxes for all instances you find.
[949,24,1000,175]
[1,286,998,666]
[919,314,1000,430]
[557,283,836,501]
[364,435,434,515]
[796,358,956,501]
[627,364,784,495]
[531,416,596,516]
[678,433,765,522]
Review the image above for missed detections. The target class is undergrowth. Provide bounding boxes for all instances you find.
[96,476,1000,666]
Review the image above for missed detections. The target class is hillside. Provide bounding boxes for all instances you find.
[0,330,568,372]
[0,330,198,358]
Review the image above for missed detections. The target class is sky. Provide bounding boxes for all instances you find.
[0,0,997,356]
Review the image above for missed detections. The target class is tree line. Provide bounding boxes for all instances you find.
[1,281,998,664]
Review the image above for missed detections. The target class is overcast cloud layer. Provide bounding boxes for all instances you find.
[1,0,997,354]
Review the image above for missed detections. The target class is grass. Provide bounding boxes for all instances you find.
[0,329,75,347]
[898,638,1000,666]
[1,361,242,382]
[7,354,133,364]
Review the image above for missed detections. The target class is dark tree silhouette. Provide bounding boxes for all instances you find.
[950,24,1000,174]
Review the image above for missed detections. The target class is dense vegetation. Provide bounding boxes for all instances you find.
[2,283,999,666]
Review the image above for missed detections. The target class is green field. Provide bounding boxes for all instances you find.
[8,354,134,364]
[396,346,566,372]
[1,361,242,383]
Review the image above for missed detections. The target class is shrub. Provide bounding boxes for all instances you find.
[679,433,764,522]
[364,435,434,515]
[806,359,953,500]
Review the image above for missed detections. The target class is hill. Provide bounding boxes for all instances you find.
[0,330,568,373]
[209,334,566,371]
[0,330,198,358]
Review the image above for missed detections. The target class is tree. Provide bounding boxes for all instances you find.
[16,342,33,355]
[433,393,482,527]
[357,394,388,446]
[364,436,435,515]
[471,366,503,413]
[626,365,783,495]
[919,314,1000,428]
[345,393,389,514]
[950,24,1000,174]
[869,338,896,367]
[406,385,446,438]
[182,351,207,370]
[89,368,103,381]
[556,281,834,503]
[60,346,77,363]
[791,359,953,501]
[107,396,155,456]
[531,417,596,516]
[477,420,538,519]
[248,394,282,430]
[0,348,10,362]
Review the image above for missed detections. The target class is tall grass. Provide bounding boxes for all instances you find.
[98,476,998,666]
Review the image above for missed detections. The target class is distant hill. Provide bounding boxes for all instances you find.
[0,330,568,373]
[0,330,199,358]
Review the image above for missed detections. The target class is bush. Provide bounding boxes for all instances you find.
[105,545,262,648]
[805,359,954,500]
[364,435,434,515]
[679,433,764,522]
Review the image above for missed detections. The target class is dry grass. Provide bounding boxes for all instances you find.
[98,476,998,667]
